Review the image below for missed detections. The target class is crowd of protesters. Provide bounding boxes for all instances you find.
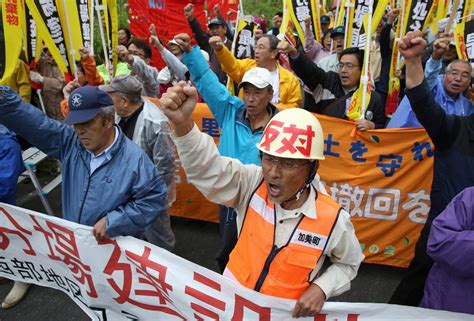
[0,2,473,317]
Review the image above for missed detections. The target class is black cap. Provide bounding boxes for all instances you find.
[320,15,330,25]
[331,26,345,38]
[207,18,225,28]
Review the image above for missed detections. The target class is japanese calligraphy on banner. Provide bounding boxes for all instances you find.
[285,0,322,45]
[2,204,473,321]
[349,0,378,47]
[454,19,474,67]
[20,2,42,64]
[25,0,71,79]
[405,0,438,33]
[352,0,389,49]
[128,0,238,69]
[233,18,256,60]
[170,104,435,268]
[55,0,93,62]
[0,0,23,84]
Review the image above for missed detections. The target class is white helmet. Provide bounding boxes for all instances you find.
[256,108,325,160]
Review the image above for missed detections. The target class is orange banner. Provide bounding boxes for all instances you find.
[170,104,434,268]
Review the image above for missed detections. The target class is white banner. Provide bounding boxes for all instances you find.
[0,203,473,321]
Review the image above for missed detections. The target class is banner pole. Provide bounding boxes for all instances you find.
[343,0,352,49]
[94,0,111,81]
[445,0,460,32]
[331,0,341,52]
[60,0,78,80]
[36,89,47,114]
[90,0,95,54]
[395,0,406,71]
[361,0,374,118]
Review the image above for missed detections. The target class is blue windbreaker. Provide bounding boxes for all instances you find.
[183,46,278,165]
[0,125,25,205]
[0,87,167,237]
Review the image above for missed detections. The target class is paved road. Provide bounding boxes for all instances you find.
[0,174,406,321]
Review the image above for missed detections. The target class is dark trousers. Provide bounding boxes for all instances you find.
[389,220,433,306]
[215,205,238,273]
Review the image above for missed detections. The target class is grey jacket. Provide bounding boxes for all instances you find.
[116,98,176,207]
[130,56,160,98]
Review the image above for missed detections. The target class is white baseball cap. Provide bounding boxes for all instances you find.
[200,50,210,62]
[238,67,273,90]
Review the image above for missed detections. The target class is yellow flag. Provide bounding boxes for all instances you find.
[347,14,372,121]
[0,0,23,84]
[25,0,71,79]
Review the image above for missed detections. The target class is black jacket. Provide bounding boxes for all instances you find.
[289,50,387,128]
[188,18,233,85]
[408,80,474,220]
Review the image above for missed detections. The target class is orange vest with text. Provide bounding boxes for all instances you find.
[224,181,340,299]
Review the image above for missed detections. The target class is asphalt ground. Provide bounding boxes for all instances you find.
[0,172,406,321]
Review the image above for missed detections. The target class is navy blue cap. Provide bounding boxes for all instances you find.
[207,17,225,28]
[64,86,114,124]
[331,26,345,38]
[320,15,330,24]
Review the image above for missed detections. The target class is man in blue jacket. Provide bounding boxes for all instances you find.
[0,85,167,241]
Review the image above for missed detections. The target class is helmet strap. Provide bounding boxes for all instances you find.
[280,161,317,208]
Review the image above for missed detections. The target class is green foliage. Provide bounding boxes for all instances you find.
[241,0,283,25]
[241,0,334,23]
[92,1,129,65]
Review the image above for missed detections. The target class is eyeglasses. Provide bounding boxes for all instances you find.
[338,62,359,71]
[261,154,310,170]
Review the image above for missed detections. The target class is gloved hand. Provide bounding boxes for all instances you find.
[30,71,44,83]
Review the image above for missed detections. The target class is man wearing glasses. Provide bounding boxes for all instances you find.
[279,43,387,130]
[209,34,302,110]
[387,34,473,128]
[116,41,160,98]
[160,83,364,318]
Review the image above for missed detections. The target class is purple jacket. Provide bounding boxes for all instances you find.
[421,186,474,314]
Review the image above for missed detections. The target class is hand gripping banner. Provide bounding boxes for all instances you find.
[1,203,473,320]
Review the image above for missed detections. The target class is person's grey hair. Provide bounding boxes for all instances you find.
[445,59,472,73]
[97,105,115,123]
[120,92,143,105]
[260,34,280,50]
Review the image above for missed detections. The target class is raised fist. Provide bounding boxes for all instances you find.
[209,36,224,51]
[183,3,194,19]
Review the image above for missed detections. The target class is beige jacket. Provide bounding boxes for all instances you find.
[173,124,364,299]
[37,58,65,121]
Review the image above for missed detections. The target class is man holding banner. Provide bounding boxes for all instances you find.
[0,86,168,242]
[160,82,364,318]
[390,29,474,307]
